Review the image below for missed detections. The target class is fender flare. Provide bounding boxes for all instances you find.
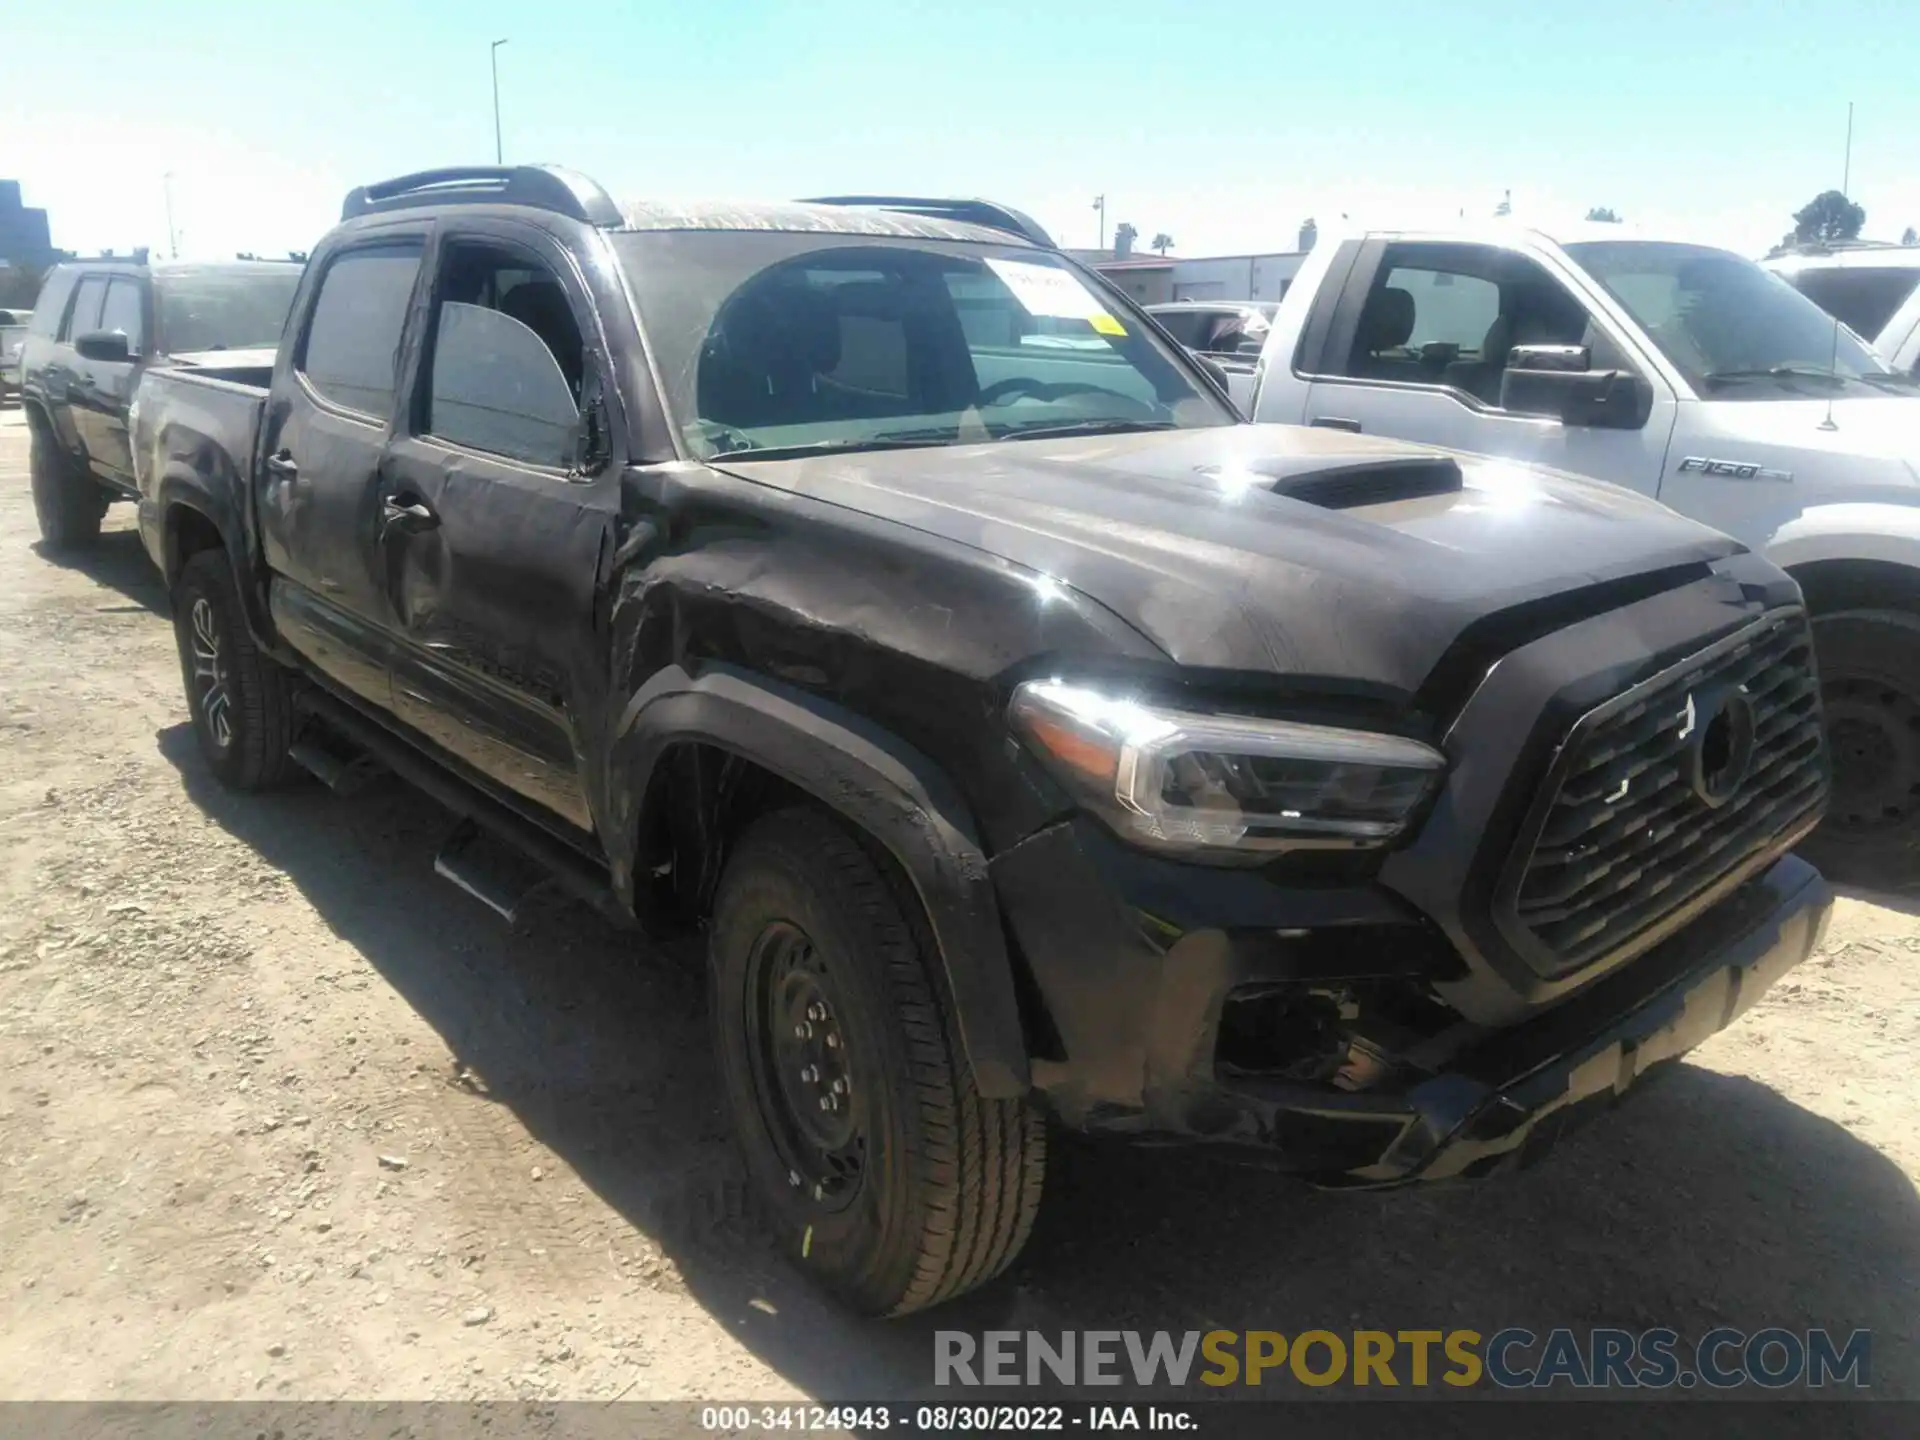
[154,471,276,646]
[610,662,1031,1098]
[1765,503,1920,576]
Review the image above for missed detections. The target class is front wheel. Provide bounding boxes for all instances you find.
[1801,608,1920,885]
[710,807,1046,1316]
[171,549,299,791]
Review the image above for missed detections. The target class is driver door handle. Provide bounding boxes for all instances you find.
[382,493,438,528]
[264,450,299,477]
[1310,416,1363,433]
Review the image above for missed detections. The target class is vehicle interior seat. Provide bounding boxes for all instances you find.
[498,279,585,401]
[1348,286,1421,381]
[1444,288,1591,404]
[697,283,847,430]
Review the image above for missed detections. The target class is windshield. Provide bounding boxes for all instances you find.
[610,230,1232,459]
[156,266,303,354]
[1565,240,1912,398]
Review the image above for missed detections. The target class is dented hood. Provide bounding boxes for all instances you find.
[712,424,1744,690]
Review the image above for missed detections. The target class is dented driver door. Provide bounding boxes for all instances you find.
[376,223,620,835]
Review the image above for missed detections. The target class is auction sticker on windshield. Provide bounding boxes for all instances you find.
[986,257,1128,336]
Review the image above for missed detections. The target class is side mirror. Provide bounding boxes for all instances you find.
[1501,345,1652,430]
[75,329,132,363]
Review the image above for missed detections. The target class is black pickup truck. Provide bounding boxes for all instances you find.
[129,165,1834,1317]
[18,256,302,548]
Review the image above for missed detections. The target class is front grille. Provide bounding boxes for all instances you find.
[1504,609,1827,975]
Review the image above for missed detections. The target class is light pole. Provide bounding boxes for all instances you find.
[1092,193,1106,251]
[163,172,179,259]
[490,38,509,163]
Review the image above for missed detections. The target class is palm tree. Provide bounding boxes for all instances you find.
[1151,232,1175,255]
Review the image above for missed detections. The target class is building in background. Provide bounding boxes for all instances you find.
[1071,244,1309,307]
[0,180,67,308]
[0,181,58,270]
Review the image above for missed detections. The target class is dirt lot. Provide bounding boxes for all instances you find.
[1,406,1917,1404]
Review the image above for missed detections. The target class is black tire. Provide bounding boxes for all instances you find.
[710,806,1046,1316]
[30,419,106,551]
[171,549,299,791]
[1800,607,1920,886]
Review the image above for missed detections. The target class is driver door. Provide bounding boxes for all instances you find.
[1301,239,1677,497]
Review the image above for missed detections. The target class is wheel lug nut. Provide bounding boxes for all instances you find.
[807,1002,826,1022]
[831,1077,847,1095]
[818,1096,833,1112]
[800,1065,819,1084]
[787,1169,801,1188]
[825,1033,839,1049]
[813,1183,825,1201]
[794,1022,813,1040]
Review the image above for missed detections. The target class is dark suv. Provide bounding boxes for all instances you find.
[18,257,302,548]
[127,166,1832,1317]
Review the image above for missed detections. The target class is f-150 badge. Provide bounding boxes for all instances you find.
[1676,456,1794,482]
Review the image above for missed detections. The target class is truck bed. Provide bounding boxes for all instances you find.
[129,361,270,577]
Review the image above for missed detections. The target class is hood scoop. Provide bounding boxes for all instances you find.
[1218,455,1465,510]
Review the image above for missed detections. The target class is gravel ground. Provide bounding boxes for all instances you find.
[0,406,1916,1405]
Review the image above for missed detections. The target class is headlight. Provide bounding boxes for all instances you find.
[1008,678,1446,863]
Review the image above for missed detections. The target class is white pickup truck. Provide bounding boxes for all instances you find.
[1230,220,1920,879]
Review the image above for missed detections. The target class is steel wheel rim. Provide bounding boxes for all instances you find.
[1823,674,1920,830]
[744,920,864,1214]
[188,597,234,752]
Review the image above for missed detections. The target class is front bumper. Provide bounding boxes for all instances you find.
[992,818,1830,1184]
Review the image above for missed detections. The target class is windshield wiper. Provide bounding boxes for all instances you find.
[1702,366,1853,391]
[993,418,1180,442]
[708,430,961,462]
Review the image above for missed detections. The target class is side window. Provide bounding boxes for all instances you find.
[98,279,145,354]
[1336,244,1599,406]
[29,270,78,337]
[1154,311,1205,347]
[300,243,423,419]
[64,276,107,341]
[423,240,584,467]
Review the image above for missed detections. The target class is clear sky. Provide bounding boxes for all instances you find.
[6,0,1918,263]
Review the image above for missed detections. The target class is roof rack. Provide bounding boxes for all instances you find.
[801,195,1055,249]
[341,165,623,228]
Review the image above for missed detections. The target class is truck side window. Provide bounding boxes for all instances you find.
[1336,244,1599,406]
[29,271,78,338]
[300,243,423,420]
[421,242,585,469]
[64,276,107,341]
[99,279,145,355]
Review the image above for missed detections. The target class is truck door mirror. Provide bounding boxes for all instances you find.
[75,329,132,364]
[1501,345,1651,430]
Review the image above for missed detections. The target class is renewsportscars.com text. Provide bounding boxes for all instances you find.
[934,1328,1871,1390]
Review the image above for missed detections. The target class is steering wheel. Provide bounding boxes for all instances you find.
[974,377,1151,413]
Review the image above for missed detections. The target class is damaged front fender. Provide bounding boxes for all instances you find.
[607,661,1032,1098]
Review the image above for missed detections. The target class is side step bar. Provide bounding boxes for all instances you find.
[289,734,388,795]
[292,687,632,929]
[434,820,545,924]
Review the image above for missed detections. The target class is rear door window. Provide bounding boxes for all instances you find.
[299,243,424,420]
[28,270,78,337]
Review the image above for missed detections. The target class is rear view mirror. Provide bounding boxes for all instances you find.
[75,330,132,363]
[1502,346,1652,430]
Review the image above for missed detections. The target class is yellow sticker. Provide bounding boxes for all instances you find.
[1090,313,1126,337]
[802,1225,813,1259]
